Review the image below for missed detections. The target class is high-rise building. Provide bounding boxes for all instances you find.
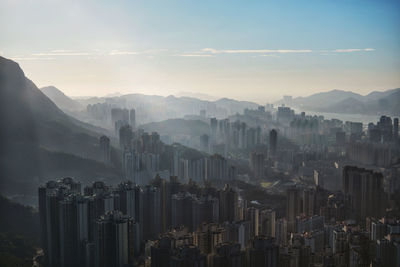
[210,118,218,140]
[39,178,82,267]
[342,166,387,223]
[269,129,277,157]
[99,135,111,163]
[151,229,194,267]
[119,124,133,149]
[259,209,276,238]
[130,108,136,129]
[250,152,265,179]
[302,189,316,216]
[193,223,226,255]
[111,108,129,127]
[151,237,174,267]
[169,245,207,267]
[275,219,288,246]
[246,207,259,238]
[200,134,210,152]
[223,220,251,250]
[95,211,136,267]
[335,131,346,146]
[394,117,399,143]
[142,186,162,240]
[286,187,301,232]
[219,184,238,223]
[249,237,279,267]
[59,196,80,267]
[115,181,141,223]
[207,154,228,180]
[172,192,197,231]
[378,115,393,142]
[212,242,245,267]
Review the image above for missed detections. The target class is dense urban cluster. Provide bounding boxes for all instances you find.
[38,99,400,267]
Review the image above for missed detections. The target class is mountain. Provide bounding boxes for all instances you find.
[319,89,400,115]
[214,98,260,114]
[365,88,400,101]
[0,56,121,200]
[41,86,83,111]
[288,89,363,109]
[280,88,400,116]
[323,97,366,114]
[176,91,219,101]
[75,92,259,125]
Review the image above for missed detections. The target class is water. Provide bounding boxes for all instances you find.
[297,109,382,125]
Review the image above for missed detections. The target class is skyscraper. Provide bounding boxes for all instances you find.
[394,117,399,143]
[212,242,245,267]
[39,178,83,267]
[141,186,161,240]
[250,152,265,179]
[259,209,276,238]
[249,237,279,267]
[342,166,387,223]
[246,207,259,238]
[193,223,226,255]
[219,184,238,223]
[119,124,133,149]
[200,134,210,152]
[130,108,136,129]
[99,135,111,163]
[95,211,136,267]
[169,245,207,267]
[286,187,301,232]
[269,129,277,157]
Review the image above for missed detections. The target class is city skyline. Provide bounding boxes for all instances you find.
[1,0,400,102]
[1,1,400,266]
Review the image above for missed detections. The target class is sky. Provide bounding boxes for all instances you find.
[1,0,400,103]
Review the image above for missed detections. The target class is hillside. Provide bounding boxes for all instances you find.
[41,86,83,111]
[0,56,122,200]
[0,195,40,267]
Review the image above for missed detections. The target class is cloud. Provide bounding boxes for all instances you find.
[333,48,375,53]
[177,54,215,57]
[258,54,280,58]
[32,52,91,56]
[201,48,312,54]
[109,50,139,55]
[51,50,74,53]
[109,49,168,56]
[11,57,55,61]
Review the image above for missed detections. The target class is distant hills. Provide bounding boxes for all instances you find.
[73,92,260,124]
[0,56,121,200]
[41,86,83,111]
[176,91,219,101]
[278,88,400,116]
[0,57,214,203]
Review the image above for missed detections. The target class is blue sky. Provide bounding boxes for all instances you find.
[1,0,399,102]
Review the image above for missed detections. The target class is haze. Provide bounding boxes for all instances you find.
[1,0,400,102]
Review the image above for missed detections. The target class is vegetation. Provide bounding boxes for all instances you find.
[0,195,40,266]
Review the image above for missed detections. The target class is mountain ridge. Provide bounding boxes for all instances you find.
[40,85,84,111]
[0,56,122,200]
[278,88,400,115]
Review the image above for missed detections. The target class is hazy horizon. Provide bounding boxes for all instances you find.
[1,0,400,103]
